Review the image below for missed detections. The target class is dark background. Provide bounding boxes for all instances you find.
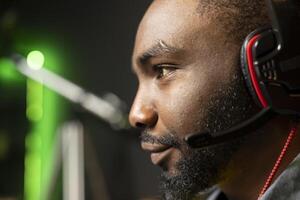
[1,0,163,199]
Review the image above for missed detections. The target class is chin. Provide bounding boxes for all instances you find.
[158,138,243,200]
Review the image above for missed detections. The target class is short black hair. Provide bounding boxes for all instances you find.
[197,0,269,43]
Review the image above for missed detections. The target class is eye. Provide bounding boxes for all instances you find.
[153,64,177,79]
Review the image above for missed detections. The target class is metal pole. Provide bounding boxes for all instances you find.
[61,121,85,200]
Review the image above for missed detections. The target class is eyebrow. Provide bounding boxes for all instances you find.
[137,40,182,65]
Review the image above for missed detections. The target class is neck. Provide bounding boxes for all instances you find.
[220,116,300,200]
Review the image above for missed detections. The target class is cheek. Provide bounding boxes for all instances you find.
[155,59,235,138]
[157,69,213,138]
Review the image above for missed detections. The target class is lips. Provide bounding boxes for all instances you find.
[141,142,173,166]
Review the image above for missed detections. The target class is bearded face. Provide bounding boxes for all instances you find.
[129,0,256,199]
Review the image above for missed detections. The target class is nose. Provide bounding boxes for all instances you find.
[129,93,158,129]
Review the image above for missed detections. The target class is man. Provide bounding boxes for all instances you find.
[129,0,300,200]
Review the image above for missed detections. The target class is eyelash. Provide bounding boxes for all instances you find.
[153,64,177,79]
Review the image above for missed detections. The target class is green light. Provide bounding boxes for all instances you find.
[26,105,43,122]
[16,34,70,200]
[26,79,44,122]
[22,43,67,200]
[0,58,21,83]
[27,51,45,70]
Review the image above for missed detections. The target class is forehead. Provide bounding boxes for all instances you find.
[132,0,225,67]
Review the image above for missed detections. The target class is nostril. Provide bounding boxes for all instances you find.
[135,122,146,128]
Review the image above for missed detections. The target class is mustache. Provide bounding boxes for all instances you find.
[140,130,181,148]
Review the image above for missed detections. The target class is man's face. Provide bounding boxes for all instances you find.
[130,0,254,199]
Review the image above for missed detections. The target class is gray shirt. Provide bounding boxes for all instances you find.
[203,153,300,200]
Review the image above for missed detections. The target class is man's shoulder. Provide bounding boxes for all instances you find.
[198,153,300,200]
[260,153,300,200]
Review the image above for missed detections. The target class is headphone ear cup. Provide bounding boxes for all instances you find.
[240,36,261,106]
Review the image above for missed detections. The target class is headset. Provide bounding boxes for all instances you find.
[185,0,300,148]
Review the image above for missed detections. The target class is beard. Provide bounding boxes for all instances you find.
[159,137,243,200]
[141,70,257,200]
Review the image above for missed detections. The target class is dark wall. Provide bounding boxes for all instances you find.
[8,0,160,199]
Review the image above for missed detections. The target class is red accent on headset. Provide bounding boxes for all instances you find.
[246,35,269,108]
